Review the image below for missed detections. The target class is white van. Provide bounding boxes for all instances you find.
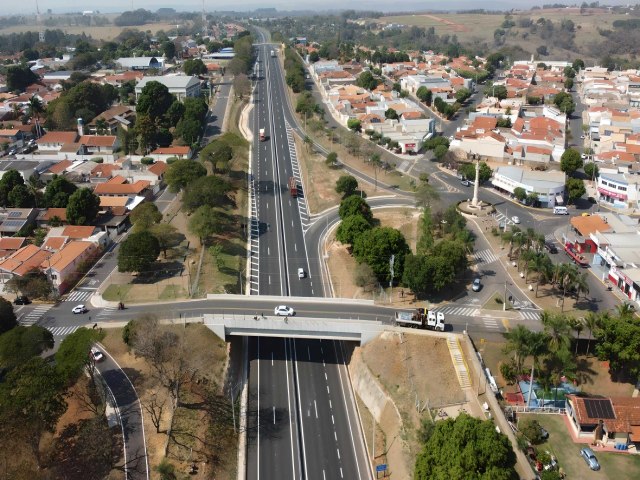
[553,206,568,215]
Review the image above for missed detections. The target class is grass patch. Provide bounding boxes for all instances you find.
[159,284,187,300]
[102,284,132,302]
[521,414,640,479]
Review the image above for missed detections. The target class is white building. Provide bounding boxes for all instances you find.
[135,76,201,101]
[596,169,640,209]
[116,56,165,72]
[492,166,566,207]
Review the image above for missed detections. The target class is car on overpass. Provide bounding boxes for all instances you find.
[274,305,295,316]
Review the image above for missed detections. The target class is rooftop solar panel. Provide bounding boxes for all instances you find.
[584,398,615,419]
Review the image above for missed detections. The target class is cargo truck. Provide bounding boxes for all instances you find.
[394,309,445,331]
[289,177,298,197]
[259,128,266,141]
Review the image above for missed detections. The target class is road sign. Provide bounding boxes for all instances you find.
[376,464,387,472]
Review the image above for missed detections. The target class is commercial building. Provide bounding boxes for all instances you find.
[492,166,566,208]
[135,76,201,101]
[596,169,640,209]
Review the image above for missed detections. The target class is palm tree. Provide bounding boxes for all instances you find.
[95,118,108,135]
[502,227,522,259]
[615,302,635,319]
[541,311,571,354]
[502,325,532,372]
[583,312,601,356]
[11,103,22,120]
[553,263,578,312]
[573,272,589,301]
[529,254,553,297]
[526,331,549,407]
[370,152,382,191]
[27,173,43,208]
[519,250,537,281]
[28,95,44,138]
[568,317,585,355]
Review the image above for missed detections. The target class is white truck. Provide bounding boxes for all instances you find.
[394,309,445,332]
[259,128,266,141]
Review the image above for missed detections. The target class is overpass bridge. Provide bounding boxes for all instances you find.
[204,313,386,345]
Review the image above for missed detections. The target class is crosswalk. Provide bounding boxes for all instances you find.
[433,306,479,317]
[47,325,80,337]
[94,306,117,320]
[520,309,541,321]
[63,290,94,302]
[474,248,499,265]
[19,304,53,326]
[483,318,501,330]
[494,211,514,227]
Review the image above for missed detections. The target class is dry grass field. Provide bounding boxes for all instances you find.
[0,16,184,41]
[378,9,631,60]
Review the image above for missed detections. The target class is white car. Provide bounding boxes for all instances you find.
[72,304,88,314]
[511,216,520,224]
[298,268,305,279]
[472,278,482,292]
[90,348,104,362]
[274,305,295,316]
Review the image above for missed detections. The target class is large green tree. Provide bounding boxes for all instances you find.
[182,175,232,212]
[565,177,586,204]
[402,253,455,295]
[338,195,373,223]
[335,175,359,198]
[55,327,103,383]
[336,214,372,246]
[136,81,175,121]
[182,58,207,76]
[118,231,161,273]
[130,202,162,231]
[0,297,17,335]
[353,227,410,283]
[356,70,378,90]
[66,187,100,225]
[560,148,583,176]
[188,205,226,245]
[0,325,54,370]
[594,314,640,380]
[6,65,38,91]
[415,414,517,480]
[164,159,207,192]
[44,175,78,208]
[0,169,24,207]
[0,357,67,467]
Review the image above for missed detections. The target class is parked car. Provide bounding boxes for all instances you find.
[90,348,104,362]
[298,268,305,279]
[544,242,558,254]
[274,305,295,316]
[511,215,520,224]
[461,179,471,186]
[13,295,30,305]
[580,447,600,471]
[472,278,482,292]
[72,304,88,314]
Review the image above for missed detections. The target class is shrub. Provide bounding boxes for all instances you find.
[91,157,104,163]
[141,157,155,165]
[166,156,178,164]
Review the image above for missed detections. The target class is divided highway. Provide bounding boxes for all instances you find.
[245,39,371,480]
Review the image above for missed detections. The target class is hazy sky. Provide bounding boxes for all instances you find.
[5,1,631,15]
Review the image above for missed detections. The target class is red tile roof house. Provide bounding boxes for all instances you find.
[36,131,78,153]
[41,240,99,294]
[93,176,152,200]
[0,237,27,260]
[78,135,120,156]
[566,394,640,449]
[149,146,192,161]
[0,244,52,287]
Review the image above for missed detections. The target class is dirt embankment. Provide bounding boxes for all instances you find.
[351,332,465,478]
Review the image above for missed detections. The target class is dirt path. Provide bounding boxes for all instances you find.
[419,14,469,32]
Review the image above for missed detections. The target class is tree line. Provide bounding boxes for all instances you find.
[333,176,473,297]
[0,298,114,476]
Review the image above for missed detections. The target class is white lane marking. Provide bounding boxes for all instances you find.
[271,352,273,366]
[273,406,276,424]
[291,339,309,479]
[314,400,318,419]
[257,339,261,480]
